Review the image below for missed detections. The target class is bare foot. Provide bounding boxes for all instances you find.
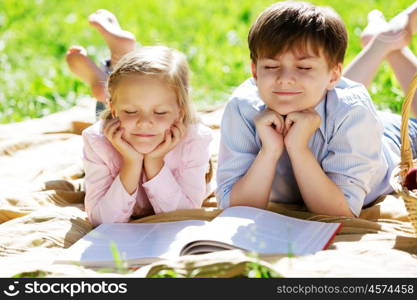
[399,1,417,35]
[360,9,411,55]
[373,14,411,53]
[360,10,388,47]
[88,9,136,66]
[65,46,107,103]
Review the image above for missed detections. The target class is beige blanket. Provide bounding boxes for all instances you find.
[1,98,417,278]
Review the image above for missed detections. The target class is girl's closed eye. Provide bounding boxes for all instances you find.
[264,66,279,70]
[124,110,137,114]
[155,111,168,115]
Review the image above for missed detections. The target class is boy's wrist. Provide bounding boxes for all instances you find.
[287,145,311,160]
[259,147,282,161]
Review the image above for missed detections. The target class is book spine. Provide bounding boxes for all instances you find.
[322,223,343,250]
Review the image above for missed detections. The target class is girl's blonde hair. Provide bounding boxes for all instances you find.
[100,46,198,124]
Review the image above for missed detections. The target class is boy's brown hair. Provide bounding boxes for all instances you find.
[248,1,347,68]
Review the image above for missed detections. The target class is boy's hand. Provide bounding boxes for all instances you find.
[103,118,143,163]
[145,121,186,160]
[254,108,285,159]
[283,108,321,152]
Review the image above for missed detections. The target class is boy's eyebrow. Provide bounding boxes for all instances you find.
[295,55,319,61]
[260,57,279,61]
[261,54,320,61]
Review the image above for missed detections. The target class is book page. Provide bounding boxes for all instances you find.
[189,206,340,256]
[55,219,209,267]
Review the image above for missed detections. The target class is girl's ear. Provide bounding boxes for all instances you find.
[109,101,117,119]
[327,63,342,90]
[178,109,185,123]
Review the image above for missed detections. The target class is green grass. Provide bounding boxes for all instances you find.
[1,0,416,123]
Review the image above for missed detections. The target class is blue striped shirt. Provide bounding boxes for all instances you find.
[216,77,401,216]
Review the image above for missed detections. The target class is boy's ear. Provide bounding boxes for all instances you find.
[251,61,257,81]
[327,63,342,90]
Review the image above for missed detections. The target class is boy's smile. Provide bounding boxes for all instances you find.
[273,90,303,97]
[252,48,341,115]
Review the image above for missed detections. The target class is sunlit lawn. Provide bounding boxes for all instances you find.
[1,0,416,123]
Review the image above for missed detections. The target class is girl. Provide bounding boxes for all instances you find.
[82,46,213,226]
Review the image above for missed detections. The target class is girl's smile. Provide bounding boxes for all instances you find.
[131,133,157,138]
[110,75,181,154]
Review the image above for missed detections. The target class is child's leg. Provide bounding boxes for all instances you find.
[344,10,392,86]
[391,1,417,35]
[381,2,417,115]
[359,10,388,48]
[88,9,137,67]
[343,38,390,87]
[344,10,410,87]
[65,46,107,103]
[386,48,417,116]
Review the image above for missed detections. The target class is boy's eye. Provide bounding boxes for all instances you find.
[297,67,312,70]
[264,66,278,70]
[155,111,168,115]
[124,110,137,114]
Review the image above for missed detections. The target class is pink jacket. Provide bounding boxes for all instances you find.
[82,120,213,226]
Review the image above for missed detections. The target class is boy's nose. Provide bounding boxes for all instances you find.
[276,69,296,85]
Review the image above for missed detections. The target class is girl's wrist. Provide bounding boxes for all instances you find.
[144,153,164,163]
[119,161,142,195]
[122,154,143,165]
[144,156,164,168]
[143,156,164,180]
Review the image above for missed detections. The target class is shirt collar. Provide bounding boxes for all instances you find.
[314,93,327,137]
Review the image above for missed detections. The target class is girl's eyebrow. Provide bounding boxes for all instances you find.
[120,103,172,109]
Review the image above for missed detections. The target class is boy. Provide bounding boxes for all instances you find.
[216,1,403,217]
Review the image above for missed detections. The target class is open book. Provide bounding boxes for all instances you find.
[55,206,342,268]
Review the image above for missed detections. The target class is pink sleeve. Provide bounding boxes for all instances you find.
[142,129,212,213]
[83,132,140,226]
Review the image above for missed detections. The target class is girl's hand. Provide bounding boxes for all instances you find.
[103,118,143,163]
[283,108,321,153]
[254,108,285,159]
[145,121,187,160]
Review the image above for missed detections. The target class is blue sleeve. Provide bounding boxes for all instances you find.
[322,104,385,216]
[216,99,260,208]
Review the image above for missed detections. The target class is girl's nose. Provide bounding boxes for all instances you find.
[136,114,153,128]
